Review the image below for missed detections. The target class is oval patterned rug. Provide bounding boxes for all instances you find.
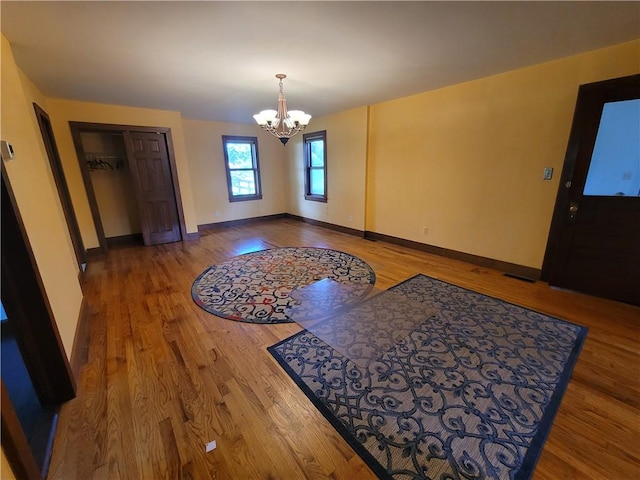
[191,247,376,324]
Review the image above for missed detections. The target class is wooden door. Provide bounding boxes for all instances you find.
[124,131,182,246]
[543,74,640,306]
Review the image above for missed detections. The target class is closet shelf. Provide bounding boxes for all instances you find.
[85,153,126,171]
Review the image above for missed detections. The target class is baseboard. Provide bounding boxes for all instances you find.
[195,213,539,280]
[285,214,365,237]
[185,231,200,241]
[86,246,105,258]
[364,231,541,281]
[106,233,143,247]
[198,213,288,232]
[69,297,90,381]
[198,212,364,238]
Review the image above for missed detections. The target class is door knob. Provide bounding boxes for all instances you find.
[568,201,579,220]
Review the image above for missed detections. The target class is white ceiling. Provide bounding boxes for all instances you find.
[2,1,639,124]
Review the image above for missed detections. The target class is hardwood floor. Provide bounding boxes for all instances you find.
[48,219,640,479]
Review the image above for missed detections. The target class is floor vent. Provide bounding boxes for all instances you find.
[503,273,537,283]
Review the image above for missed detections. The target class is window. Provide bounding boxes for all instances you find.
[222,135,262,202]
[303,130,327,202]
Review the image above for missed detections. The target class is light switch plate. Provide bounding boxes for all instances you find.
[1,140,15,160]
[543,167,553,180]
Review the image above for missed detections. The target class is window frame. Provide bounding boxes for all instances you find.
[222,135,263,202]
[303,130,327,202]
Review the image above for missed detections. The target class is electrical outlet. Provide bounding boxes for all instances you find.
[543,167,553,180]
[423,226,429,235]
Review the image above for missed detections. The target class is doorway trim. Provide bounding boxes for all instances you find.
[1,165,76,401]
[33,104,87,271]
[1,164,77,478]
[69,122,189,252]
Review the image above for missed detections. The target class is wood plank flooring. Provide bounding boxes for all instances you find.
[48,219,640,479]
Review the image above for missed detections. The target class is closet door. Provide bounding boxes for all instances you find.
[124,132,181,245]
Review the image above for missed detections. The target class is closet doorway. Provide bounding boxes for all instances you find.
[70,123,187,252]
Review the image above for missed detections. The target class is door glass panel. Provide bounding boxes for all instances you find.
[583,99,640,197]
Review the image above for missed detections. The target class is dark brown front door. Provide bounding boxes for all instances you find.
[543,74,640,306]
[124,131,182,246]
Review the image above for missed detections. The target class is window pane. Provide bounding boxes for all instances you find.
[226,143,254,169]
[303,130,327,202]
[583,99,640,197]
[310,169,325,196]
[310,140,325,167]
[230,170,256,195]
[222,135,261,202]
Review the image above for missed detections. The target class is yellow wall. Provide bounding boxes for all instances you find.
[366,40,640,269]
[182,119,288,225]
[1,449,16,480]
[287,107,369,231]
[80,132,141,238]
[4,31,639,307]
[1,34,83,357]
[46,99,199,248]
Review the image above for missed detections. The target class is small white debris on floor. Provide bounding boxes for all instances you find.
[205,440,217,452]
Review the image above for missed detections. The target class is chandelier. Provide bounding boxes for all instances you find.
[253,74,311,145]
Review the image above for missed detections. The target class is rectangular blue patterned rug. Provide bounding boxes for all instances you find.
[268,274,587,479]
